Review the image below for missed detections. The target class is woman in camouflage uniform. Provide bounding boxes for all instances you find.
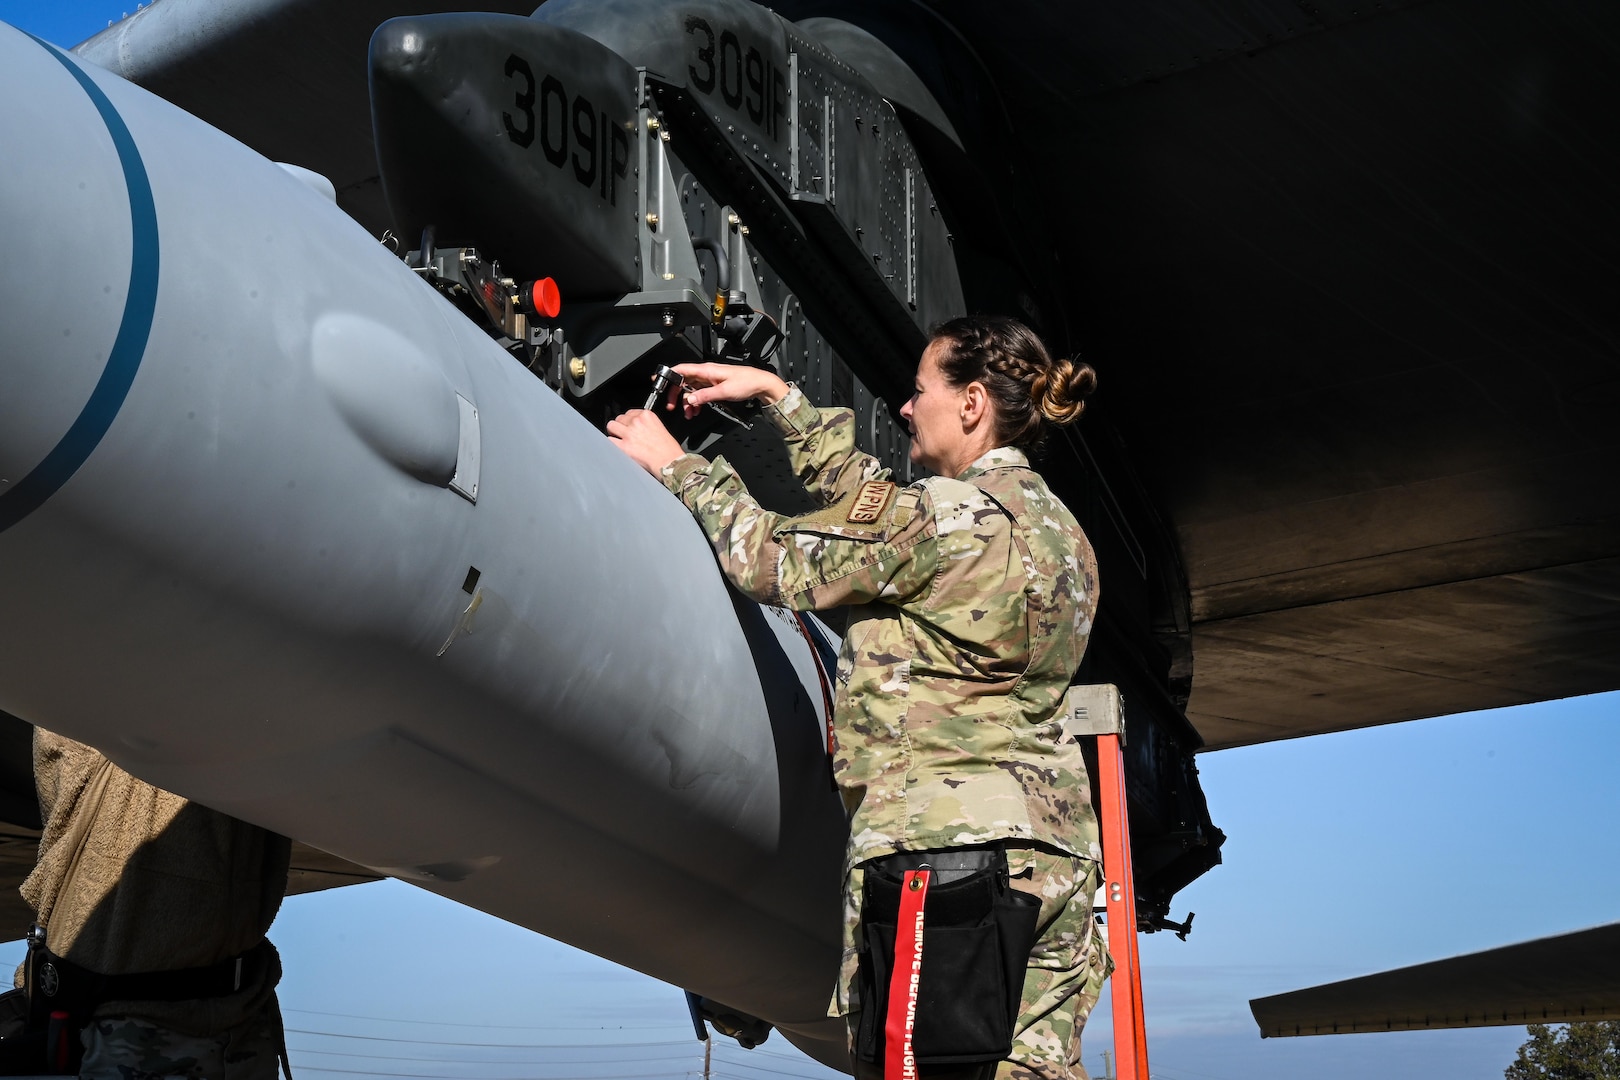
[610,316,1104,1080]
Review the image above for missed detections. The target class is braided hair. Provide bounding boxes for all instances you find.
[929,315,1097,453]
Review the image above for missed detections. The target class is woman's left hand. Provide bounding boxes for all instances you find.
[607,409,686,477]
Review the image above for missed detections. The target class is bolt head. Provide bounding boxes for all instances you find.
[569,356,587,381]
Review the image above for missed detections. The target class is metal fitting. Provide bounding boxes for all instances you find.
[569,356,587,381]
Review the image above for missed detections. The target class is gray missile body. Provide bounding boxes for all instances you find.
[0,23,850,1063]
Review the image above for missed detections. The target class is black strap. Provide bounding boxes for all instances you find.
[866,845,1002,887]
[275,996,294,1080]
[36,940,270,1007]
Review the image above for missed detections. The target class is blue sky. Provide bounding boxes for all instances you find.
[5,3,1618,1078]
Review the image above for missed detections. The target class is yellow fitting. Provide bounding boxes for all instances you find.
[711,290,727,326]
[569,356,587,382]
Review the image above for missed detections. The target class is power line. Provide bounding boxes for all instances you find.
[285,1027,689,1049]
[283,1039,837,1080]
[283,1007,687,1033]
[283,1008,836,1072]
[701,1054,843,1080]
[282,1044,837,1080]
[290,1056,834,1080]
[711,1042,824,1061]
[709,1041,842,1068]
[290,1045,691,1066]
[283,1042,836,1079]
[281,1018,842,1079]
[295,1067,693,1080]
[1146,1066,1243,1080]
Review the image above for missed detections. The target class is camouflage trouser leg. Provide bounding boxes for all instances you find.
[79,999,283,1080]
[843,847,1109,1080]
[996,848,1109,1080]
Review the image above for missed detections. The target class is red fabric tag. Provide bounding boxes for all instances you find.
[885,869,931,1080]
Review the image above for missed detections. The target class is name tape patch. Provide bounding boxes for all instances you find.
[847,480,897,524]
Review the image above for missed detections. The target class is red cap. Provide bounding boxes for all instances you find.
[528,277,561,319]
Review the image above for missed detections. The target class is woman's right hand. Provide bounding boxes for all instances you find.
[669,363,789,420]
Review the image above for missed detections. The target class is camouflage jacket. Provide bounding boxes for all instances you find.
[660,387,1100,867]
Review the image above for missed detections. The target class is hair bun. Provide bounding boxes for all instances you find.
[1034,357,1097,425]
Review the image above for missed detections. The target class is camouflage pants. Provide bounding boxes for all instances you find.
[844,846,1110,1080]
[79,1001,283,1080]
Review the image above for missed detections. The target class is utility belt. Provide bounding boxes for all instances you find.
[853,845,1041,1079]
[0,927,272,1075]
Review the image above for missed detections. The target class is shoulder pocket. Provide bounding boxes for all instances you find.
[774,483,920,543]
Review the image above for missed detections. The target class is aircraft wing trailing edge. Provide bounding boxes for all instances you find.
[1251,923,1620,1037]
[74,0,1620,756]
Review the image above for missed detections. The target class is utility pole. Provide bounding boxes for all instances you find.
[1100,1049,1114,1080]
[702,1035,711,1080]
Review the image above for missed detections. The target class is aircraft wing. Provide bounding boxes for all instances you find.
[73,0,1620,755]
[0,825,380,943]
[0,713,379,941]
[764,0,1620,752]
[1251,923,1620,1036]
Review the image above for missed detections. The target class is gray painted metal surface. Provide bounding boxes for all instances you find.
[537,0,966,399]
[791,19,961,150]
[23,0,1619,1041]
[0,23,851,1065]
[55,0,1227,934]
[371,14,645,296]
[68,0,1620,763]
[1251,922,1620,1036]
[15,0,1224,984]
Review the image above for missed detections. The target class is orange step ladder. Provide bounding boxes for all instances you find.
[1068,684,1150,1080]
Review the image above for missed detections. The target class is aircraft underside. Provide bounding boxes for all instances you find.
[4,0,1618,1061]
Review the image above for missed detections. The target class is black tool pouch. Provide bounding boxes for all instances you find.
[854,846,1041,1069]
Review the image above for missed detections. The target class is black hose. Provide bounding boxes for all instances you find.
[689,235,730,293]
